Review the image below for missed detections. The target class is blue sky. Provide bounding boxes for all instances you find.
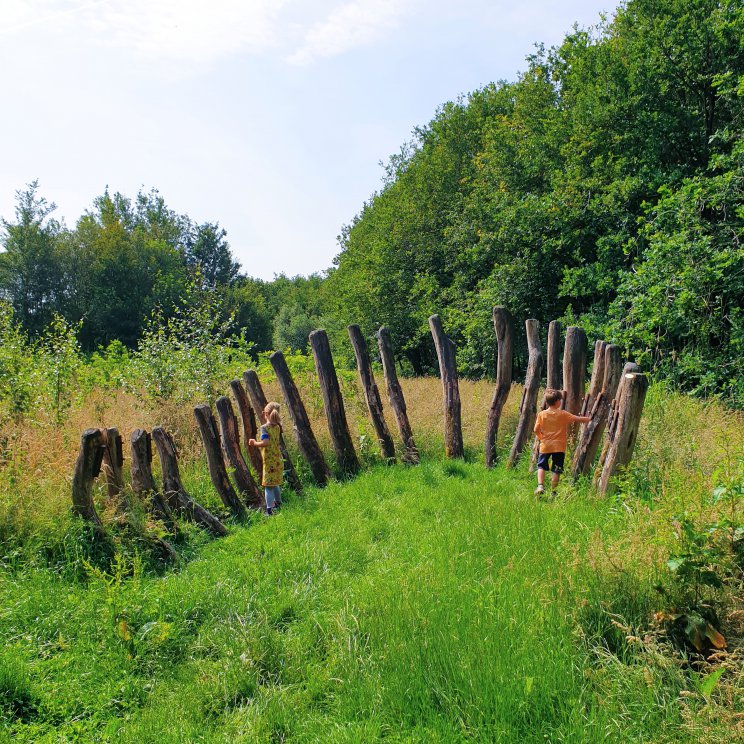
[0,1,613,280]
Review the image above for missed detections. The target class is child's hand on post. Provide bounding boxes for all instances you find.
[248,438,256,447]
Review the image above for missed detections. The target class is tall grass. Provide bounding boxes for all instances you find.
[3,461,727,743]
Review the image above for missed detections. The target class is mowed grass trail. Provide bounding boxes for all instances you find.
[1,461,675,743]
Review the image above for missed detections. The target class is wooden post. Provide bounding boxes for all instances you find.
[485,306,514,468]
[229,379,264,476]
[309,329,361,476]
[571,344,623,478]
[194,404,248,520]
[507,319,543,467]
[581,340,609,416]
[376,326,419,464]
[243,370,303,493]
[348,325,396,461]
[597,373,649,496]
[151,427,228,537]
[215,396,263,510]
[429,314,464,459]
[530,320,562,471]
[269,353,331,486]
[546,320,562,391]
[71,428,104,529]
[130,429,176,532]
[563,326,588,415]
[100,427,129,513]
[595,362,641,477]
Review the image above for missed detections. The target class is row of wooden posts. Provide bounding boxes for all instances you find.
[71,308,648,540]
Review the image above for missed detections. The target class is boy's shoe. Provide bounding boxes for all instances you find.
[534,485,546,496]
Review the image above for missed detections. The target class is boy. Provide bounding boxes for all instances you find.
[533,389,590,495]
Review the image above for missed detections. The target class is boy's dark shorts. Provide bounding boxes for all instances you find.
[537,452,565,473]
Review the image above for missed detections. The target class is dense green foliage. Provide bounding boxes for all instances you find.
[3,462,736,743]
[2,0,742,405]
[328,0,744,403]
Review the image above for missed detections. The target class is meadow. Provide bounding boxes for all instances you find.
[0,342,742,742]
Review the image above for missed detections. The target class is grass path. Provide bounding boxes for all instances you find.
[1,460,684,742]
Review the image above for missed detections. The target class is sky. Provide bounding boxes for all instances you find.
[0,0,613,280]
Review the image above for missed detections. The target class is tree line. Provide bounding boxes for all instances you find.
[0,183,325,355]
[1,0,742,406]
[327,0,744,405]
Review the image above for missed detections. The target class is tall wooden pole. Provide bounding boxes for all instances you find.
[508,319,543,467]
[130,429,176,533]
[151,426,228,537]
[215,396,263,510]
[269,352,331,486]
[595,361,641,477]
[101,427,129,513]
[193,404,248,520]
[348,324,396,461]
[229,378,264,476]
[563,326,588,415]
[597,373,649,496]
[485,306,514,468]
[309,329,360,476]
[376,326,419,464]
[429,314,464,459]
[71,428,104,529]
[581,340,609,416]
[571,344,623,478]
[546,320,562,391]
[242,370,303,493]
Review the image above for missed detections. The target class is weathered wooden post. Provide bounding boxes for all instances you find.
[151,426,228,537]
[71,428,104,529]
[215,396,263,510]
[130,429,176,532]
[563,326,588,415]
[229,379,264,476]
[269,353,331,486]
[194,404,248,520]
[597,372,649,496]
[242,370,303,493]
[100,427,129,513]
[581,340,609,416]
[429,314,464,459]
[571,344,623,478]
[309,329,361,476]
[546,320,562,392]
[376,326,419,464]
[530,320,562,470]
[348,324,396,461]
[508,319,543,467]
[485,306,514,468]
[596,361,641,476]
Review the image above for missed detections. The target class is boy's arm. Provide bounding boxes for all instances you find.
[566,412,591,424]
[533,418,543,440]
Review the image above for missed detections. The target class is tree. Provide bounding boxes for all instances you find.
[0,181,65,336]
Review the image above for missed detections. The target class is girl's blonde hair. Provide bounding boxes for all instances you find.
[263,401,281,426]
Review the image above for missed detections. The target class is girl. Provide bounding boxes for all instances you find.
[248,402,284,514]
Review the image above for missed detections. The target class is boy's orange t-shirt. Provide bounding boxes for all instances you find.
[534,408,575,454]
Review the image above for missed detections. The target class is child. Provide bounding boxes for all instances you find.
[533,389,590,496]
[248,401,284,515]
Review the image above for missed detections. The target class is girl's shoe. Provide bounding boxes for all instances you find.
[534,485,545,496]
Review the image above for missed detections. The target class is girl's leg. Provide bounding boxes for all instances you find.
[264,487,278,514]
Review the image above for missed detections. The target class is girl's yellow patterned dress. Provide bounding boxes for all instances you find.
[260,423,283,486]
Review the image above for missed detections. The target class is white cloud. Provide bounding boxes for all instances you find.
[286,0,414,66]
[1,0,415,66]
